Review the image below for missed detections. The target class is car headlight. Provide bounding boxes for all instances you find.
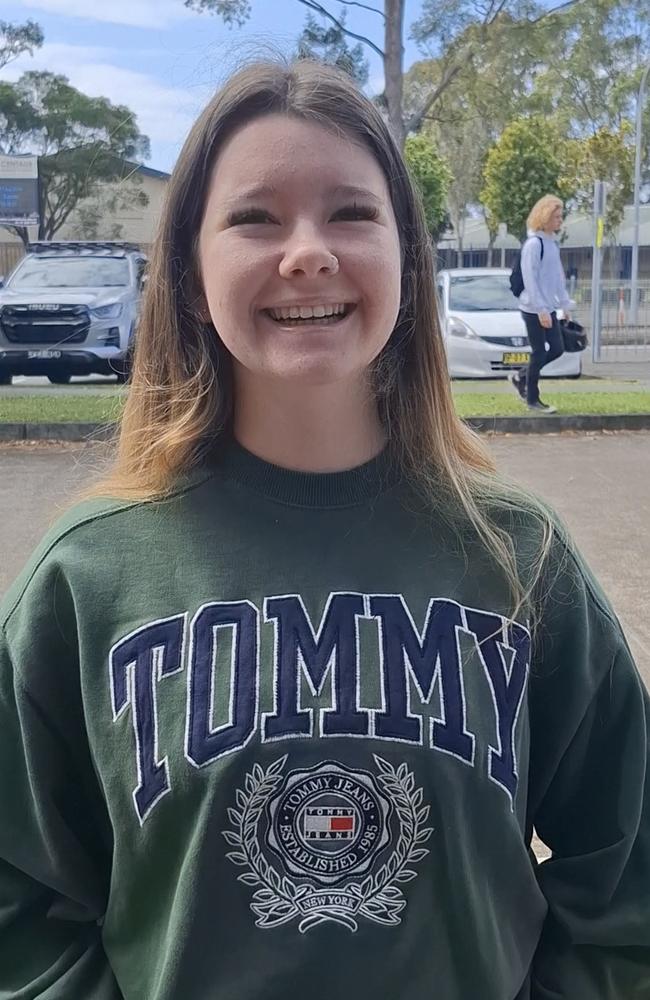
[91,302,123,319]
[448,317,479,339]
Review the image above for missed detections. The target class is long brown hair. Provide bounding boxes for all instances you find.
[87,57,553,620]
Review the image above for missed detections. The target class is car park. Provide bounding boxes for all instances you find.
[436,267,581,379]
[0,241,147,385]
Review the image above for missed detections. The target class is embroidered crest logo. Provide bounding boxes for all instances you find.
[223,756,433,933]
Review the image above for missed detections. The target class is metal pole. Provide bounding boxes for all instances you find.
[630,63,650,326]
[591,181,606,361]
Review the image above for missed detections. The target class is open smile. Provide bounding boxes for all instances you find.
[261,303,357,327]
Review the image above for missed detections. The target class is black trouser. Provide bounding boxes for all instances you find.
[519,311,564,403]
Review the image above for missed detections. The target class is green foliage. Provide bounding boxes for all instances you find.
[404,134,452,240]
[525,0,649,135]
[184,0,251,24]
[560,124,635,234]
[0,19,43,70]
[296,11,369,86]
[480,117,574,240]
[0,71,150,244]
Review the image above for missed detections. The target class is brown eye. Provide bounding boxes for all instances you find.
[228,209,273,225]
[332,203,379,222]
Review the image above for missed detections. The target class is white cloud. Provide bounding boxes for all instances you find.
[18,0,195,29]
[1,43,209,149]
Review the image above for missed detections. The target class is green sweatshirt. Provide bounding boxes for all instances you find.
[0,442,648,1000]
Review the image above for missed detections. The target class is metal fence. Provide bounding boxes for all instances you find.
[573,280,650,363]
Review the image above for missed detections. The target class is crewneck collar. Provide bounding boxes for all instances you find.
[214,438,398,508]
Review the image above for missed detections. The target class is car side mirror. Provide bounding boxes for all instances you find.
[0,277,4,288]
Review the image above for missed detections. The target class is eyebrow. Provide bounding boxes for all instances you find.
[222,184,279,206]
[222,183,383,206]
[329,185,383,203]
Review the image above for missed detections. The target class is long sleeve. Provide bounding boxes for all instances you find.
[520,237,546,313]
[527,540,650,999]
[0,564,122,998]
[551,245,574,312]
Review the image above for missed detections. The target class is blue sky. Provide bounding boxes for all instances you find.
[1,0,427,172]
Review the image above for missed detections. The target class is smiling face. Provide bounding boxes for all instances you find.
[197,114,402,395]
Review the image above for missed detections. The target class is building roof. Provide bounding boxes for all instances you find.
[438,203,650,250]
[135,164,171,181]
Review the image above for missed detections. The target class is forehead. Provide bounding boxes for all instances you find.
[206,113,389,200]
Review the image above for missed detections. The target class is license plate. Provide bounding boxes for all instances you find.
[27,350,62,360]
[502,352,529,365]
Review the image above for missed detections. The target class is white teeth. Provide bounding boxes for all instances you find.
[268,303,347,321]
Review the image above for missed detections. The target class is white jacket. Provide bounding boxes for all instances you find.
[518,230,575,315]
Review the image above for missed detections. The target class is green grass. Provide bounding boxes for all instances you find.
[0,394,124,423]
[0,389,649,423]
[453,391,650,418]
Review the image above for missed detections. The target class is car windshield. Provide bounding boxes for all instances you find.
[9,257,130,289]
[448,275,519,312]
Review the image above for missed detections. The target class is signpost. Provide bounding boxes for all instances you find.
[590,180,606,362]
[0,155,39,228]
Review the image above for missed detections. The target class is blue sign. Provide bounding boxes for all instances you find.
[0,155,39,226]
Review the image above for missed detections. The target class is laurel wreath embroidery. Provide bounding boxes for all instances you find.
[222,755,433,933]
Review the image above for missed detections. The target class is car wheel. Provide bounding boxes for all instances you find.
[0,373,12,386]
[48,374,72,385]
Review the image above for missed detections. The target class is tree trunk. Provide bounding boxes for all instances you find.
[384,0,405,150]
[0,225,30,248]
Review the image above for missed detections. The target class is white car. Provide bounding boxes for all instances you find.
[0,241,147,385]
[436,267,581,379]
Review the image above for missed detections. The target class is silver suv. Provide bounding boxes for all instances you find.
[0,241,147,385]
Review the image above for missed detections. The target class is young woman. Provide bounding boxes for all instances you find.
[510,195,575,413]
[0,61,648,1000]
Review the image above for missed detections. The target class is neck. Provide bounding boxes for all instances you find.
[232,373,386,472]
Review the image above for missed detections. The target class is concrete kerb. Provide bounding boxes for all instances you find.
[1,416,650,442]
[0,423,116,442]
[466,414,650,433]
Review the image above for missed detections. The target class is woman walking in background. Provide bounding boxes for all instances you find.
[510,195,575,412]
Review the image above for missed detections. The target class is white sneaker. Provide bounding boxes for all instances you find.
[527,400,557,414]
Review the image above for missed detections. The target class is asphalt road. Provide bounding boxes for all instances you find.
[0,433,648,689]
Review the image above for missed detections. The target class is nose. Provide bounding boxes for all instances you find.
[278,225,339,280]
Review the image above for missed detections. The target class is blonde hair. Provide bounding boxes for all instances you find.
[86,58,553,624]
[527,194,563,233]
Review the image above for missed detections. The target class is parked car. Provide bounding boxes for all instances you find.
[436,267,581,379]
[0,241,147,385]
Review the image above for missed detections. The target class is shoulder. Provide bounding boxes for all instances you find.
[522,235,543,258]
[475,481,620,639]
